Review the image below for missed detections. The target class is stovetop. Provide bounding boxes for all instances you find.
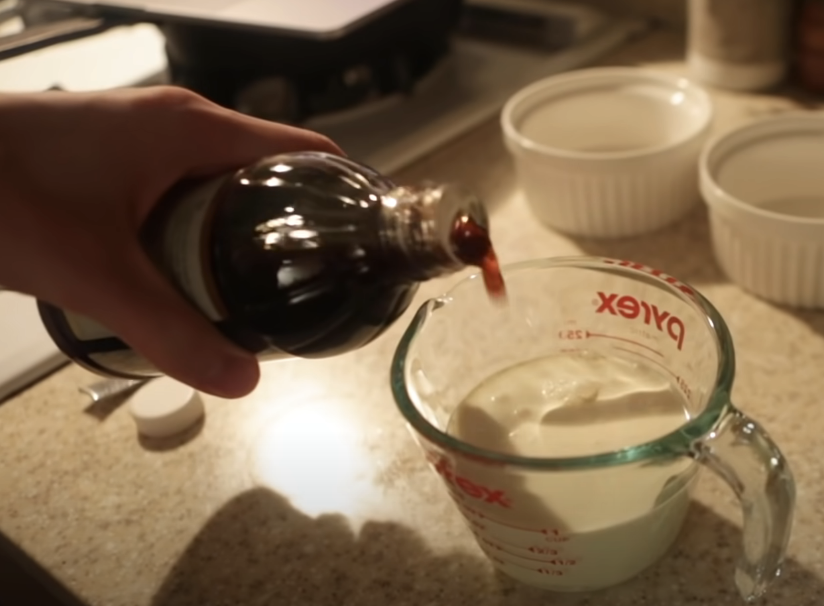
[0,0,649,401]
[0,0,649,173]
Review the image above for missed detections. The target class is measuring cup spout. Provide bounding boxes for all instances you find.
[692,406,796,602]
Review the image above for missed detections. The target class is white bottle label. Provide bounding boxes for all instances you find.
[64,176,227,342]
[157,176,227,322]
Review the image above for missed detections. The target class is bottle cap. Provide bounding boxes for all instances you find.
[127,376,204,438]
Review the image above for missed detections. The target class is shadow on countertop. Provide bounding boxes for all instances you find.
[780,305,824,340]
[151,487,823,606]
[569,205,727,289]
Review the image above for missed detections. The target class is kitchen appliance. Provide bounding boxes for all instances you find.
[0,0,649,171]
[27,0,433,37]
[0,0,648,401]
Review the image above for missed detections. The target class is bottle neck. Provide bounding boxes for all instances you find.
[378,184,490,281]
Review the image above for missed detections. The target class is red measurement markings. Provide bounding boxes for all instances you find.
[675,375,693,401]
[537,569,565,576]
[478,544,554,574]
[558,327,663,356]
[470,528,562,554]
[529,546,560,555]
[458,503,570,538]
[469,524,567,553]
[541,528,572,543]
[476,535,577,564]
[467,520,563,555]
[558,329,587,340]
[480,545,572,576]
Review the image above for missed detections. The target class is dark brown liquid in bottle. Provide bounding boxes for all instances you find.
[450,215,507,300]
[210,197,507,361]
[36,151,508,380]
[207,180,419,360]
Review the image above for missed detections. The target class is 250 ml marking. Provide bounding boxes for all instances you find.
[558,328,664,357]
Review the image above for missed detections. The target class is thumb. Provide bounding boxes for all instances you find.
[87,253,260,399]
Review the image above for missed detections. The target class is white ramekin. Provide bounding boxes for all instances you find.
[501,67,714,238]
[700,113,824,309]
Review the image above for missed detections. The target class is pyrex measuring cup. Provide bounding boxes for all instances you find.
[390,257,795,601]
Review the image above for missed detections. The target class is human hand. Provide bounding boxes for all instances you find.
[0,86,343,398]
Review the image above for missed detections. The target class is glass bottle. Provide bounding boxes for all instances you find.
[37,151,499,379]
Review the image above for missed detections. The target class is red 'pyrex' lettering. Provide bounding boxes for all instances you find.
[596,292,686,350]
[430,457,512,508]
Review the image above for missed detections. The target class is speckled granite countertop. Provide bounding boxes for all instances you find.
[2,28,824,606]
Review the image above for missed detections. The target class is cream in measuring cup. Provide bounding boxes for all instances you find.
[446,350,693,590]
[391,256,795,601]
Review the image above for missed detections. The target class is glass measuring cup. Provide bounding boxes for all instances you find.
[390,256,795,601]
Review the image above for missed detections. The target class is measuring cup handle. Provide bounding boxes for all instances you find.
[692,406,796,602]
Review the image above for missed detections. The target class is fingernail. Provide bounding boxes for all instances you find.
[210,353,260,398]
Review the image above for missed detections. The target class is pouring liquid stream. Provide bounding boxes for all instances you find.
[450,215,507,301]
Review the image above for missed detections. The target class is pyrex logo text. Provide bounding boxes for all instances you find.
[596,292,686,350]
[430,456,511,508]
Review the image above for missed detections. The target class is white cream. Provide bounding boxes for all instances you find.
[448,350,688,458]
[444,351,696,591]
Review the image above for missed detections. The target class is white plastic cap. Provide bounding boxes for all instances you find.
[127,376,205,438]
